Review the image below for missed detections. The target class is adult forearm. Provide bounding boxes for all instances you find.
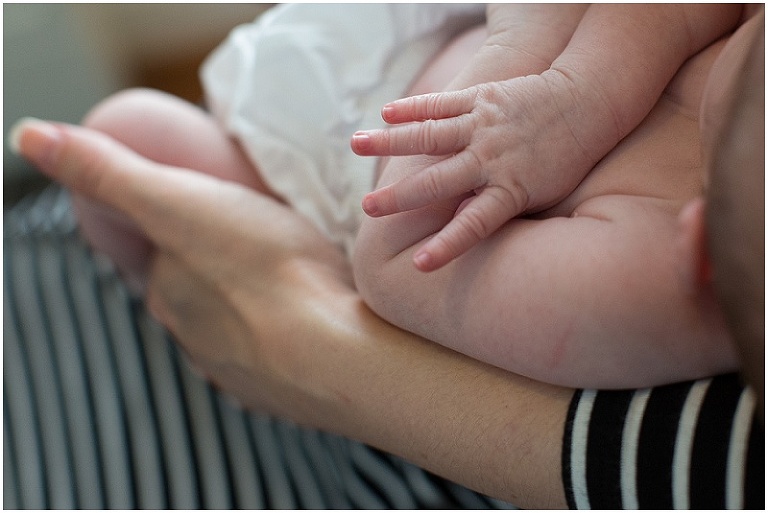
[297,289,572,508]
[12,116,570,507]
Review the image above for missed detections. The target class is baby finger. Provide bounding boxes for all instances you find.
[381,89,476,124]
[413,188,516,272]
[352,117,469,157]
[362,153,483,216]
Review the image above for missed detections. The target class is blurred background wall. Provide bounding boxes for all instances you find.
[4,3,271,205]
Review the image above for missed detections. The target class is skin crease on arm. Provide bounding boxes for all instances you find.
[544,4,742,161]
[447,4,587,87]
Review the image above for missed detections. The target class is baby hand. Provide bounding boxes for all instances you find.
[351,75,597,271]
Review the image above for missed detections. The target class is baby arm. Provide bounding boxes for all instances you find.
[352,4,587,271]
[354,183,740,389]
[353,104,742,388]
[353,4,742,272]
[353,32,744,388]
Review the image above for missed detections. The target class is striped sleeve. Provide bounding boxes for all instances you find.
[563,374,764,509]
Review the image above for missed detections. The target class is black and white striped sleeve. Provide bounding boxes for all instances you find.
[562,373,764,509]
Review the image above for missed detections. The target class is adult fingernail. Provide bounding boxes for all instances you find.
[8,117,62,168]
[7,120,25,155]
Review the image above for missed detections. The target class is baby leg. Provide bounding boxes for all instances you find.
[74,88,277,293]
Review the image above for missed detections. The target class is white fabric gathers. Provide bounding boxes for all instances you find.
[200,4,484,255]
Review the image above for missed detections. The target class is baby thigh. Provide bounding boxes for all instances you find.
[74,88,271,293]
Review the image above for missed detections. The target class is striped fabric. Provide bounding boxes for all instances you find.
[3,187,514,510]
[563,375,764,509]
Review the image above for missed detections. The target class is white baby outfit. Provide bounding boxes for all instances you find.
[200,4,484,255]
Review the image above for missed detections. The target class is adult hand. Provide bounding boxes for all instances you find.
[11,119,355,418]
[12,119,571,507]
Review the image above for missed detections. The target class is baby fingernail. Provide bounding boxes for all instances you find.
[352,132,371,151]
[362,194,379,216]
[413,251,432,271]
[381,105,395,121]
